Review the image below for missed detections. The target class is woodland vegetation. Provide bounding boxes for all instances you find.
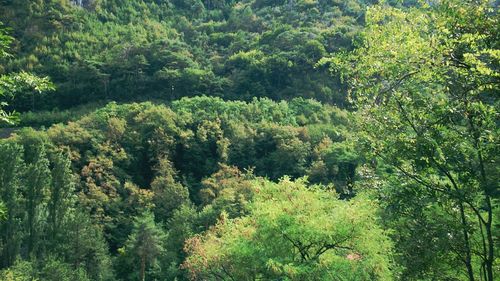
[0,0,498,280]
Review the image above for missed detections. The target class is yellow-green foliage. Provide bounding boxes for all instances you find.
[184,178,394,280]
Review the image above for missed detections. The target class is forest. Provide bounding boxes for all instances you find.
[0,0,498,280]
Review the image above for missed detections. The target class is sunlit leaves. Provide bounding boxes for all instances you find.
[0,26,55,124]
[184,178,394,280]
[324,0,499,279]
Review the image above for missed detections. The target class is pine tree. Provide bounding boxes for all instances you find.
[64,210,114,281]
[125,212,165,281]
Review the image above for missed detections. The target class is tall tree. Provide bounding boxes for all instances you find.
[151,158,189,223]
[323,0,499,279]
[47,151,75,249]
[124,212,166,281]
[63,210,114,281]
[18,129,51,258]
[0,142,24,267]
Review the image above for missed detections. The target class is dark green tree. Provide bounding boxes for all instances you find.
[18,129,51,258]
[0,142,24,267]
[122,212,166,281]
[151,158,189,223]
[47,152,76,249]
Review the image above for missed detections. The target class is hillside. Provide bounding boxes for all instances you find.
[0,0,387,111]
[0,1,498,281]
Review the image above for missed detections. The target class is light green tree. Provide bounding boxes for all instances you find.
[0,260,37,281]
[322,0,498,279]
[184,178,394,280]
[0,24,53,124]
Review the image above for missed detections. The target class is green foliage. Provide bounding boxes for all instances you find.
[0,141,24,267]
[119,212,166,281]
[0,130,113,279]
[324,0,499,279]
[0,260,37,281]
[39,257,90,281]
[13,102,101,128]
[0,0,372,111]
[151,158,189,222]
[47,152,76,249]
[0,1,496,279]
[0,25,54,124]
[17,128,52,257]
[61,211,114,281]
[0,97,361,279]
[198,164,256,226]
[0,201,6,221]
[184,178,394,280]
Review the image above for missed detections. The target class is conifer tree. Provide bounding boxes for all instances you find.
[125,212,166,281]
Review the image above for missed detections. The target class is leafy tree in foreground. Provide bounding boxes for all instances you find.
[323,0,498,279]
[0,24,54,124]
[184,178,394,280]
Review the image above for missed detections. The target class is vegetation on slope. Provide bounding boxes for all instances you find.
[0,0,497,280]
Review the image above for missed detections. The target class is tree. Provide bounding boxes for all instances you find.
[40,256,90,281]
[47,151,76,249]
[0,142,24,267]
[0,24,54,124]
[323,0,498,279]
[18,129,51,258]
[160,204,199,280]
[123,212,166,281]
[184,178,394,280]
[62,210,114,281]
[198,164,255,224]
[151,158,189,223]
[0,201,6,221]
[0,260,36,281]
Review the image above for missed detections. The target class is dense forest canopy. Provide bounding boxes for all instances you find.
[0,0,498,280]
[0,0,383,110]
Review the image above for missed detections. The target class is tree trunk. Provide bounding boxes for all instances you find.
[140,255,146,281]
[75,221,81,268]
[459,202,475,281]
[27,200,34,257]
[484,195,494,281]
[468,105,495,281]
